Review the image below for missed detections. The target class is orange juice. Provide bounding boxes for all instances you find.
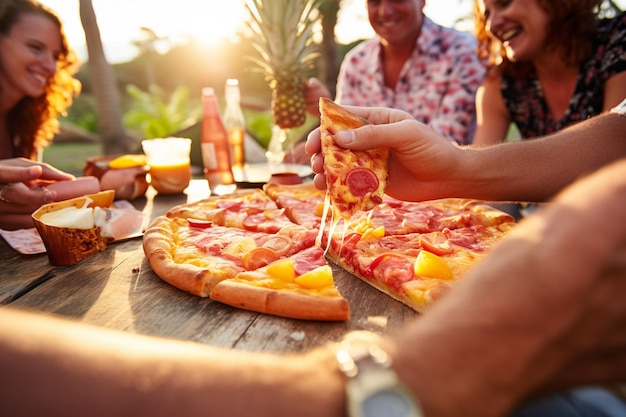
[148,162,191,194]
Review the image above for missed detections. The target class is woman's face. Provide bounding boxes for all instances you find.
[367,0,425,47]
[0,12,61,104]
[477,0,550,62]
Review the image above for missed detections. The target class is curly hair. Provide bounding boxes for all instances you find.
[0,0,81,159]
[473,0,603,77]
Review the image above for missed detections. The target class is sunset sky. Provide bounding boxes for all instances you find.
[39,0,475,63]
[39,0,625,64]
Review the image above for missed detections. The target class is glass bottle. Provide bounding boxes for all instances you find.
[201,87,236,195]
[223,79,246,174]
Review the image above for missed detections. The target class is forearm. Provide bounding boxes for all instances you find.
[0,308,344,417]
[388,160,626,417]
[458,112,626,202]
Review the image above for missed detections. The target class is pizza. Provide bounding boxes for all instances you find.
[143,189,350,321]
[319,97,389,218]
[143,182,515,320]
[142,101,515,321]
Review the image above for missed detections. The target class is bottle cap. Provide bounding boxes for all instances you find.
[202,87,216,96]
[225,79,240,101]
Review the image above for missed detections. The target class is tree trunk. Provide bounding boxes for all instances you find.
[79,0,132,155]
[319,0,340,97]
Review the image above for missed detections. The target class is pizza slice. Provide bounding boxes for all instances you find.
[210,246,350,321]
[166,188,294,233]
[326,222,514,313]
[344,197,515,236]
[263,182,327,229]
[143,216,348,321]
[319,98,389,218]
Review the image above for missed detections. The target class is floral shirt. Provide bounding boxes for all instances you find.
[335,17,486,145]
[502,12,626,139]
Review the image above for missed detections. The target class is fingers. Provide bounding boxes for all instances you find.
[0,158,74,182]
[0,182,56,210]
[0,165,43,184]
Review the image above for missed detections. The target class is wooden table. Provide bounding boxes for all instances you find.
[0,180,416,354]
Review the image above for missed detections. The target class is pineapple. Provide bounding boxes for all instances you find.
[245,0,321,129]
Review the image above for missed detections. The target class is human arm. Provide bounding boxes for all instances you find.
[603,71,626,112]
[0,306,345,417]
[388,158,626,416]
[306,105,626,202]
[1,161,626,417]
[0,158,75,230]
[471,74,511,145]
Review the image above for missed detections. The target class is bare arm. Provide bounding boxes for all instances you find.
[603,71,626,112]
[307,106,626,202]
[0,307,345,417]
[390,159,626,417]
[472,75,511,145]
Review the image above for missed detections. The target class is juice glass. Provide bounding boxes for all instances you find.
[141,137,192,194]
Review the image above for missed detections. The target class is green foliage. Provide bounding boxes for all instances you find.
[123,84,201,139]
[59,94,99,133]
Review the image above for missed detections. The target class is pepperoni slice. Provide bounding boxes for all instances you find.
[369,254,414,290]
[242,247,280,270]
[188,219,213,229]
[292,247,327,276]
[261,235,293,257]
[346,168,379,196]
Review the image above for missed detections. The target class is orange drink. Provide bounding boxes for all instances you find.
[142,137,192,194]
[148,162,191,194]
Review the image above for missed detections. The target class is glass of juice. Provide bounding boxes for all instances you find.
[141,137,192,194]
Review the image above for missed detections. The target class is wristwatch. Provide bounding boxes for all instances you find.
[336,333,423,417]
[611,98,626,116]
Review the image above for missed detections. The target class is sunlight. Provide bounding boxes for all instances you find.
[157,1,247,47]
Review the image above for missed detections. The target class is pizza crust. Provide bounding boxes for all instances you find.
[210,280,350,321]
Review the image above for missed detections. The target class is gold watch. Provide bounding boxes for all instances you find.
[336,332,423,417]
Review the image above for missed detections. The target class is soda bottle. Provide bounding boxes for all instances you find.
[201,87,236,195]
[223,79,246,172]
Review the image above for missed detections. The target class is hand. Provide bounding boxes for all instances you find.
[305,105,463,201]
[303,78,332,117]
[0,158,75,230]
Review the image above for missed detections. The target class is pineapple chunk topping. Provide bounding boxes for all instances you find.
[267,258,296,282]
[315,202,326,217]
[414,250,454,280]
[222,237,257,258]
[360,226,385,241]
[295,265,334,289]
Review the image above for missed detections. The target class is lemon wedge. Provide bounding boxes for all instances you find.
[108,154,147,169]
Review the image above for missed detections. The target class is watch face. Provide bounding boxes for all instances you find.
[361,389,414,417]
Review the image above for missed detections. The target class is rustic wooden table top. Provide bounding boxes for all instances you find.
[0,180,416,354]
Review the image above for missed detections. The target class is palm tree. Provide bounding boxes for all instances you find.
[79,0,132,155]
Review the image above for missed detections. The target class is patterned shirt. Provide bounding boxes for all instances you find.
[335,17,486,145]
[502,12,626,139]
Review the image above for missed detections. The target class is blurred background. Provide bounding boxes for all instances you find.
[36,0,625,174]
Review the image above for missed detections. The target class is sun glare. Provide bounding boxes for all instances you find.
[157,1,248,47]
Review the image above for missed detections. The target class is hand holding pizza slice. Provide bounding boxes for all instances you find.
[319,98,389,218]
